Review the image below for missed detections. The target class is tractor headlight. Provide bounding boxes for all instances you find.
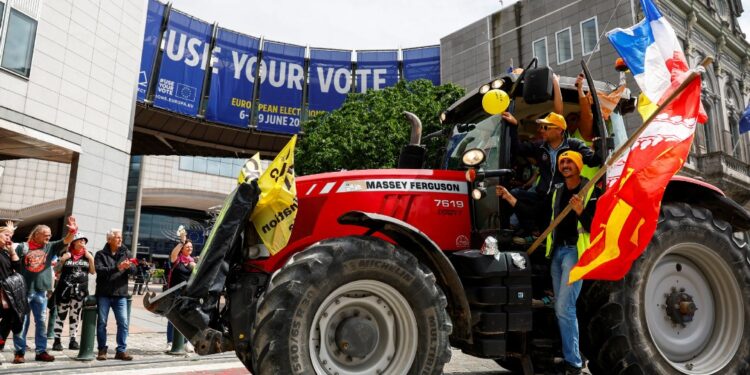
[462,148,486,167]
[472,187,486,200]
[491,79,503,89]
[479,84,490,94]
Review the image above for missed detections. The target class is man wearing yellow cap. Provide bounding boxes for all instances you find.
[498,150,599,375]
[500,111,600,243]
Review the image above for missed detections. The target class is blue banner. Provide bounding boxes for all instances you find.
[403,46,440,85]
[205,28,260,127]
[256,41,305,134]
[355,50,398,93]
[308,48,352,116]
[136,0,165,102]
[152,10,213,116]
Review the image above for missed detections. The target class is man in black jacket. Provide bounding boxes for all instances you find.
[498,151,600,375]
[500,111,601,242]
[94,229,134,361]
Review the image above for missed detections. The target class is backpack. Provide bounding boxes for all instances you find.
[59,269,88,302]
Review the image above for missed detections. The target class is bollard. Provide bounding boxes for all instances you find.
[167,324,186,355]
[127,294,132,322]
[75,296,98,361]
[47,305,57,339]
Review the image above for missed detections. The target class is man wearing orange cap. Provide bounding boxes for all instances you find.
[497,150,600,375]
[500,111,600,243]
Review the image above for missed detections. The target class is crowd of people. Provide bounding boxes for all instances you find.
[0,218,193,365]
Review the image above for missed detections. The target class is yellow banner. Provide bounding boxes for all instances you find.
[238,153,263,185]
[250,136,298,255]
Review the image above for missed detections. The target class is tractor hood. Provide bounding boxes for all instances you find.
[249,168,473,273]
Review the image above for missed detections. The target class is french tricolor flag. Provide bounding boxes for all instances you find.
[606,0,689,104]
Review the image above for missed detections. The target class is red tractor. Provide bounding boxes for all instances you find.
[145,63,750,375]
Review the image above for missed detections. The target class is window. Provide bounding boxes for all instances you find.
[0,8,37,77]
[0,2,5,32]
[532,37,548,67]
[555,28,573,64]
[206,158,220,175]
[701,100,713,152]
[730,118,740,158]
[580,17,599,56]
[715,0,730,20]
[179,156,247,178]
[193,157,207,173]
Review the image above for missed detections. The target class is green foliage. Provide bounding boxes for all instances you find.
[296,79,465,175]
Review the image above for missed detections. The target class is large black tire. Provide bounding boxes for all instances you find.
[252,236,453,375]
[580,203,750,374]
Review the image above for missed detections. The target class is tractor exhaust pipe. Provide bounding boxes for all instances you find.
[404,111,422,145]
[398,112,426,168]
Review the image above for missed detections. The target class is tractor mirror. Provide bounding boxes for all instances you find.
[522,67,554,104]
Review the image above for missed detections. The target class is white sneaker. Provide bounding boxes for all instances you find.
[185,342,195,353]
[165,342,172,351]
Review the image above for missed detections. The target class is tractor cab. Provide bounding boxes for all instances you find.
[440,64,634,241]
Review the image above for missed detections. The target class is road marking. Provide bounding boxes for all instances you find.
[82,361,246,375]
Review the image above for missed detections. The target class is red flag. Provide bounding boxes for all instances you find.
[569,77,704,283]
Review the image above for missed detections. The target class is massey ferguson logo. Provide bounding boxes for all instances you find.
[456,235,470,248]
[336,179,468,194]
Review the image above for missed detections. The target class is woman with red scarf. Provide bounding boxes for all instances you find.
[166,226,196,352]
[51,232,94,351]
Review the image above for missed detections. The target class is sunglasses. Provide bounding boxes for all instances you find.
[539,124,560,131]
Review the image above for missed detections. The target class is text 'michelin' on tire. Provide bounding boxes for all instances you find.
[252,236,453,375]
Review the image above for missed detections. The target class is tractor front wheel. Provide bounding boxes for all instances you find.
[251,236,452,375]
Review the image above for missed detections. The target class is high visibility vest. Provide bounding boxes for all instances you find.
[545,184,595,259]
[572,129,599,181]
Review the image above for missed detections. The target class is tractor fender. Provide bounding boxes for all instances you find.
[338,210,472,341]
[664,176,750,231]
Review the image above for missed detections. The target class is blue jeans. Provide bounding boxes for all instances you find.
[96,296,129,353]
[14,290,48,355]
[551,245,583,368]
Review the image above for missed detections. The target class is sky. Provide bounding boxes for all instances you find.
[741,0,750,40]
[170,0,750,50]
[169,0,507,50]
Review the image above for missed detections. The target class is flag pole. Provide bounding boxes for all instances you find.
[526,57,713,255]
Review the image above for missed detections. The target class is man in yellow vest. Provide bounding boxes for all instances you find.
[497,150,599,375]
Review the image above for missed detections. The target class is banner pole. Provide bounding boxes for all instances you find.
[526,57,713,255]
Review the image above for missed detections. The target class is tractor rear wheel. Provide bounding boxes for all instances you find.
[580,203,750,374]
[251,236,452,375]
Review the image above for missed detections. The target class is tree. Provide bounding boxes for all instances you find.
[296,79,465,175]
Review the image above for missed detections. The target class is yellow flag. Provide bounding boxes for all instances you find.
[250,136,297,255]
[238,153,263,185]
[637,92,658,121]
